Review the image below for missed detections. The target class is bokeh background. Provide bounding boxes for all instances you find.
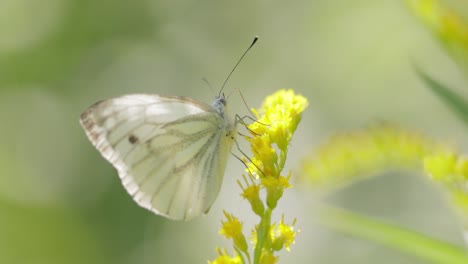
[1,0,467,263]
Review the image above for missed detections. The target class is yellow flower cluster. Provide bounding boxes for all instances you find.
[209,89,308,264]
[248,89,309,178]
[302,125,449,189]
[407,0,468,72]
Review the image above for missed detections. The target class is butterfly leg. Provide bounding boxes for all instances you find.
[235,114,269,137]
[231,137,265,178]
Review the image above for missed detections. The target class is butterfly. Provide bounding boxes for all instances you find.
[80,94,236,220]
[80,37,258,221]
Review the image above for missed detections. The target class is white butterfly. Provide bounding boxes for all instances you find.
[80,94,236,220]
[81,37,258,220]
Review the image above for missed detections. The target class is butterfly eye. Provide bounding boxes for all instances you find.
[220,97,227,106]
[214,95,227,107]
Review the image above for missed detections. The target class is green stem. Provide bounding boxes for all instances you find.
[254,208,272,264]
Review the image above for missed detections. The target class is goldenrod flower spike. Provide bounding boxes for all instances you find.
[301,124,468,246]
[209,89,308,264]
[302,125,450,189]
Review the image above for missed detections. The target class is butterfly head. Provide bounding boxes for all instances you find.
[213,94,227,116]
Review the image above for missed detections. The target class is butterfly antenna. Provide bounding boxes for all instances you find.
[219,36,259,96]
[202,77,216,95]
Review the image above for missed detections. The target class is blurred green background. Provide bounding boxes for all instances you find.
[1,0,467,263]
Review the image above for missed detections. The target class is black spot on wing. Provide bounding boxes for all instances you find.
[128,134,139,144]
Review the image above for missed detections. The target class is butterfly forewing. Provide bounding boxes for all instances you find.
[80,94,235,220]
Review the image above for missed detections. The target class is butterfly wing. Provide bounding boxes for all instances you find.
[80,94,235,220]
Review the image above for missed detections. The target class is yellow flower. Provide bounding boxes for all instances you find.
[208,248,242,264]
[219,211,248,252]
[262,89,308,122]
[261,174,292,209]
[251,89,308,151]
[261,174,291,190]
[273,215,298,252]
[238,174,265,216]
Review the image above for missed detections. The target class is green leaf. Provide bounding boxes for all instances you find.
[318,206,468,264]
[415,67,468,126]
